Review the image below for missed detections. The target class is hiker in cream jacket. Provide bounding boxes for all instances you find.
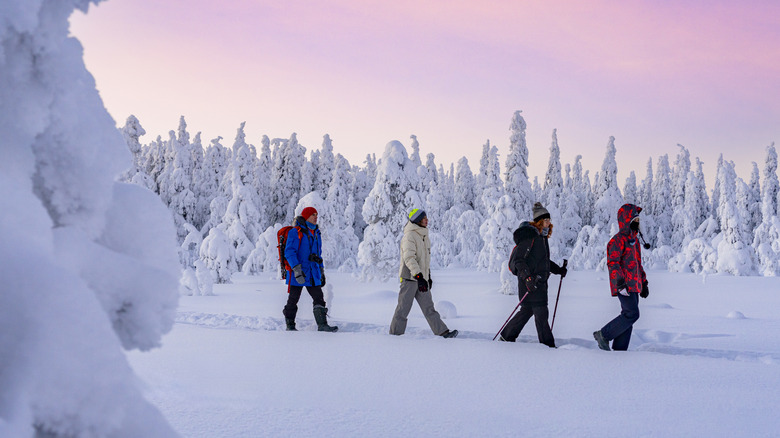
[390,209,458,338]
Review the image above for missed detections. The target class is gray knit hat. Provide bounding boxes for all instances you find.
[532,202,550,221]
[408,208,427,224]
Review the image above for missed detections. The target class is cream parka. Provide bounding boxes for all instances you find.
[398,221,431,281]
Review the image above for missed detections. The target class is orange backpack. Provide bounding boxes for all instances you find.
[277,225,303,280]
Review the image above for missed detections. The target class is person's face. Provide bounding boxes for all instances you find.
[541,218,551,228]
[420,217,428,228]
[307,212,318,225]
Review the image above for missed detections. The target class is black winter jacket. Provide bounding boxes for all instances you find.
[509,221,563,306]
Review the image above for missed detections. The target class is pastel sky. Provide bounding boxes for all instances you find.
[70,0,780,188]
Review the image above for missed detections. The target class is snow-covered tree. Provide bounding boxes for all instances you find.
[716,161,754,275]
[358,141,424,281]
[746,162,763,233]
[478,195,519,284]
[316,134,336,198]
[760,143,779,219]
[427,163,455,235]
[752,144,780,276]
[504,110,533,220]
[198,136,230,233]
[410,134,422,167]
[120,115,155,190]
[421,152,439,188]
[541,129,565,258]
[710,154,724,225]
[478,142,503,219]
[253,135,273,230]
[692,158,710,228]
[200,224,238,283]
[670,144,692,250]
[542,129,564,212]
[651,154,673,248]
[271,133,307,225]
[638,158,654,211]
[571,155,593,227]
[455,209,484,267]
[435,157,478,268]
[592,137,623,228]
[623,171,638,206]
[243,223,284,276]
[1,1,179,432]
[324,154,359,270]
[180,223,203,268]
[570,137,622,270]
[454,156,477,209]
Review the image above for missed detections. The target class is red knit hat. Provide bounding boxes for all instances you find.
[301,207,318,220]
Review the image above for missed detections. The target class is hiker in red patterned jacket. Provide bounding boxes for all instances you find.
[593,204,649,351]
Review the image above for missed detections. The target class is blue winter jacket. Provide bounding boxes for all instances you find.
[284,217,324,287]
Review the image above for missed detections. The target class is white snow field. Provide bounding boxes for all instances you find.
[128,269,780,437]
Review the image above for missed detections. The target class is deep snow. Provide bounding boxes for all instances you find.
[128,269,780,437]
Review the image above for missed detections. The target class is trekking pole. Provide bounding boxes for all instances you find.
[550,259,568,333]
[493,291,530,341]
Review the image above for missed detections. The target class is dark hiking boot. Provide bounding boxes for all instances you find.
[285,318,297,331]
[313,305,338,332]
[441,329,458,338]
[593,330,611,351]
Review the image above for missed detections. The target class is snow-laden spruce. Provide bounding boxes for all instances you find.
[358,140,425,281]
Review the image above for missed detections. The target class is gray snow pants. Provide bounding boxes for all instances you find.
[389,279,448,336]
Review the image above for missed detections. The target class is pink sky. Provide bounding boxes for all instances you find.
[70,0,780,187]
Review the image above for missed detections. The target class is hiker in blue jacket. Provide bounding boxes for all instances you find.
[283,206,338,332]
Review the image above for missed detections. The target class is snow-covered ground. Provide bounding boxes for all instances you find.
[128,269,780,437]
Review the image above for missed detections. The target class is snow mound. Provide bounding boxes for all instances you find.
[437,300,457,319]
[726,311,746,319]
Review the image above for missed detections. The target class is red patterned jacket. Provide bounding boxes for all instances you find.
[607,204,647,296]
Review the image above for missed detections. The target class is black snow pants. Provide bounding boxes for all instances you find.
[500,304,555,348]
[283,285,326,320]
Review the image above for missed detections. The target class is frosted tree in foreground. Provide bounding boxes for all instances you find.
[0,0,179,435]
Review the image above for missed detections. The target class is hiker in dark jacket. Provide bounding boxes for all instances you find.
[283,206,338,332]
[593,204,649,351]
[500,202,567,347]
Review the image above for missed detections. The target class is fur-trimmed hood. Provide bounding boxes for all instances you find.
[514,221,539,244]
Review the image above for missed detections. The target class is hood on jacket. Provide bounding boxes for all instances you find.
[617,204,642,233]
[513,221,540,245]
[404,220,428,235]
[294,215,318,231]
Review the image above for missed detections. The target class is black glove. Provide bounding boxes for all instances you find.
[428,277,433,290]
[524,275,538,293]
[559,266,568,278]
[292,264,306,284]
[414,273,428,292]
[321,272,326,287]
[640,281,649,299]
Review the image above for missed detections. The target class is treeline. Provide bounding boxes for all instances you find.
[119,111,780,295]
